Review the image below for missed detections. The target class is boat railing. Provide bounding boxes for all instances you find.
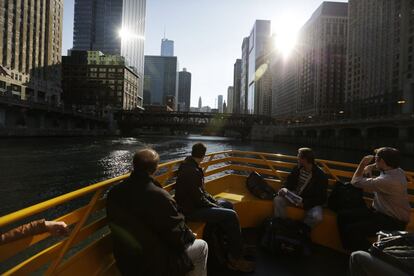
[0,150,413,275]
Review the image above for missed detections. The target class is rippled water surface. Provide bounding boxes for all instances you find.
[1,135,413,215]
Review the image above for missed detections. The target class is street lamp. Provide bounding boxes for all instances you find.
[397,100,406,115]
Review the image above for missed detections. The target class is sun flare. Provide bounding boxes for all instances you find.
[272,16,301,58]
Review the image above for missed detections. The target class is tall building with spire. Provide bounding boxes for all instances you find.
[198,97,202,109]
[161,39,174,57]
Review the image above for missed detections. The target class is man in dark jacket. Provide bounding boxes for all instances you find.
[175,143,255,273]
[273,148,328,229]
[106,149,208,276]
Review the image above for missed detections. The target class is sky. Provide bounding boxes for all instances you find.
[62,0,347,108]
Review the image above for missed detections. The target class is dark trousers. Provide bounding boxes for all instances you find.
[337,208,407,251]
[186,200,243,258]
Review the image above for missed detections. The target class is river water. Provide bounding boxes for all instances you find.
[1,135,413,216]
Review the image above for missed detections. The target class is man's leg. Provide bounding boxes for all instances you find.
[187,207,243,258]
[217,199,234,210]
[273,195,289,218]
[303,206,323,228]
[337,208,373,251]
[186,239,208,276]
[349,251,409,276]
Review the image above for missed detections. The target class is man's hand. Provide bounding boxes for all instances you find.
[278,188,288,196]
[363,164,376,177]
[360,155,374,167]
[45,221,69,236]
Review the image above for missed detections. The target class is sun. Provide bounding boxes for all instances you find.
[272,16,301,58]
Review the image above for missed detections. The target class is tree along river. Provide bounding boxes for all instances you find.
[1,135,413,216]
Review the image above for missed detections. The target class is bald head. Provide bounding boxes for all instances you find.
[133,149,160,175]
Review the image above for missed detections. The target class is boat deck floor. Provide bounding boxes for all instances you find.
[209,228,349,276]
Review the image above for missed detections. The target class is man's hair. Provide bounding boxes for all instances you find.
[375,147,400,168]
[298,147,315,164]
[192,143,207,158]
[133,148,160,174]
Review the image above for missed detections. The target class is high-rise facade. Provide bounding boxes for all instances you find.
[297,2,348,120]
[240,37,250,114]
[218,95,224,113]
[246,20,272,115]
[271,53,299,119]
[346,0,414,117]
[233,59,242,113]
[198,96,202,109]
[144,55,178,108]
[0,0,63,104]
[73,0,146,108]
[161,38,174,57]
[178,68,191,111]
[227,86,234,113]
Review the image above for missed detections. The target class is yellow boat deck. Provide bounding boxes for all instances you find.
[1,150,413,275]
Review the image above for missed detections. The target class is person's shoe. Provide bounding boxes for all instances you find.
[227,256,255,273]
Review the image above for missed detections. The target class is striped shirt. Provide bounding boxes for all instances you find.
[295,168,312,195]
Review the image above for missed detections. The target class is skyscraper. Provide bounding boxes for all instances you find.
[178,68,191,111]
[346,0,414,117]
[297,2,348,120]
[198,96,202,109]
[0,0,63,104]
[144,56,178,108]
[161,38,174,57]
[73,0,146,108]
[227,86,234,113]
[218,95,224,113]
[240,37,250,114]
[246,20,272,115]
[233,59,242,114]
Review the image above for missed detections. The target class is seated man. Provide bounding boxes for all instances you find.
[106,149,208,276]
[175,143,255,273]
[337,147,411,251]
[273,148,328,230]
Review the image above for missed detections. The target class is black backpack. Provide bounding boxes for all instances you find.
[260,217,310,256]
[246,172,276,200]
[369,231,414,275]
[202,224,231,274]
[327,181,366,212]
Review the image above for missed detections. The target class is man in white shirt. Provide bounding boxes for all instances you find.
[337,147,411,251]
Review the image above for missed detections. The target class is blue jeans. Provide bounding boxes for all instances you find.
[186,200,243,258]
[273,195,323,228]
[349,251,409,276]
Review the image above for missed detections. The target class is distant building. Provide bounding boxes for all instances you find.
[161,38,174,57]
[227,86,234,113]
[346,0,414,117]
[178,68,191,111]
[223,101,227,113]
[240,37,250,114]
[144,55,178,109]
[218,95,224,113]
[0,0,63,104]
[297,2,348,120]
[62,51,140,116]
[246,20,272,115]
[233,59,242,113]
[198,96,202,109]
[72,0,146,107]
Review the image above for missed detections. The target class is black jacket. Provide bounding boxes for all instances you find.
[106,171,195,276]
[175,157,218,214]
[284,165,328,210]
